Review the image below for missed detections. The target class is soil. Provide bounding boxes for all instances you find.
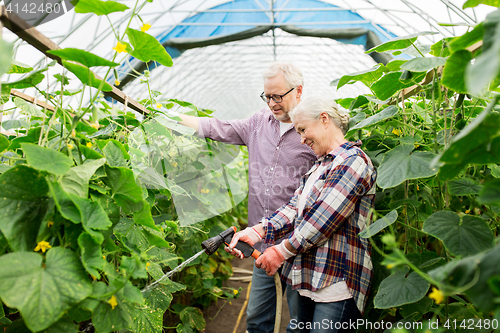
[202,258,291,333]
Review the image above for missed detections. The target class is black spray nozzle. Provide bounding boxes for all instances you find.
[201,226,236,255]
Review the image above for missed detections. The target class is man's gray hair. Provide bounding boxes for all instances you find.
[263,62,304,89]
[290,95,350,135]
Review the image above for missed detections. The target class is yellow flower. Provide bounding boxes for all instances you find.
[47,221,54,228]
[141,22,151,32]
[102,255,106,260]
[233,289,238,295]
[239,162,243,166]
[386,263,395,269]
[417,185,420,191]
[86,142,92,148]
[34,241,52,253]
[71,129,76,137]
[465,209,471,214]
[392,128,401,136]
[108,295,118,309]
[172,162,178,167]
[146,262,151,270]
[429,287,444,304]
[91,275,96,281]
[229,301,232,305]
[414,142,420,149]
[67,143,74,150]
[91,123,100,129]
[113,41,127,54]
[156,103,162,109]
[114,79,121,86]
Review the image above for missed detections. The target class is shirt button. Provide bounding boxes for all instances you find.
[271,167,274,171]
[276,146,280,150]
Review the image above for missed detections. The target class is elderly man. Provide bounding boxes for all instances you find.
[177,62,316,333]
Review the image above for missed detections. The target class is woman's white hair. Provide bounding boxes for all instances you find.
[263,62,304,89]
[290,95,350,135]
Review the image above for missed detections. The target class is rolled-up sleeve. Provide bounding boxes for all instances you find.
[288,155,372,253]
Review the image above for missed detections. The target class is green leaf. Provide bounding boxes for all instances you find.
[430,38,452,57]
[366,31,437,54]
[126,28,173,67]
[103,141,127,167]
[41,315,79,333]
[449,22,485,53]
[2,119,30,130]
[489,164,500,178]
[121,281,143,304]
[60,158,106,197]
[13,97,46,118]
[92,295,133,333]
[477,179,500,204]
[144,284,173,311]
[423,210,494,257]
[53,74,70,85]
[374,266,430,309]
[48,181,81,223]
[2,70,45,90]
[48,48,119,68]
[332,65,386,89]
[439,107,500,165]
[71,0,129,15]
[8,127,57,150]
[0,40,13,77]
[441,50,473,94]
[70,195,112,243]
[0,166,49,252]
[465,246,500,311]
[142,227,170,248]
[463,0,500,8]
[401,297,433,321]
[62,60,113,92]
[447,178,483,196]
[371,72,424,101]
[78,232,105,278]
[179,307,206,332]
[377,144,438,189]
[348,105,398,132]
[105,166,144,214]
[21,143,73,176]
[0,135,9,152]
[0,248,92,332]
[134,202,161,231]
[359,210,398,238]
[7,60,33,74]
[129,304,163,333]
[400,57,447,72]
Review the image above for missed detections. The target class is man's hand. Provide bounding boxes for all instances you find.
[224,226,263,259]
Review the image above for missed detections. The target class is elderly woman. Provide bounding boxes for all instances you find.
[228,95,376,332]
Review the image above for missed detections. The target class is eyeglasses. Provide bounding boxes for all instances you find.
[260,87,295,103]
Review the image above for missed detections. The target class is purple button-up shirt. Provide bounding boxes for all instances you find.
[198,109,316,251]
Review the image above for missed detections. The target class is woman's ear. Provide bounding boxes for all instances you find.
[320,112,329,126]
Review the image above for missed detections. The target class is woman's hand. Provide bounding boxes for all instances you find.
[255,242,295,276]
[224,225,264,259]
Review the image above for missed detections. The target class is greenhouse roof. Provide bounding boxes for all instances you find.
[1,0,496,119]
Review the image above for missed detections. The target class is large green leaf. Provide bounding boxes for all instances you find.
[41,316,79,333]
[143,284,173,311]
[371,72,422,101]
[0,135,9,152]
[366,31,436,54]
[332,65,386,89]
[48,48,119,68]
[179,307,206,332]
[126,29,173,67]
[441,50,472,94]
[0,166,49,252]
[439,107,500,165]
[60,158,106,197]
[359,210,398,238]
[70,195,112,243]
[377,144,438,189]
[13,97,46,118]
[449,23,485,52]
[423,210,494,257]
[134,202,161,231]
[71,0,129,15]
[447,178,483,196]
[91,293,133,333]
[348,105,398,132]
[21,143,73,176]
[7,60,33,74]
[2,119,30,130]
[1,69,45,90]
[105,166,144,214]
[0,40,13,77]
[477,179,500,204]
[400,57,447,72]
[129,304,163,333]
[374,266,430,309]
[465,30,500,95]
[48,181,81,224]
[103,141,127,167]
[0,248,92,332]
[78,232,106,278]
[63,60,113,92]
[463,0,500,8]
[9,127,57,150]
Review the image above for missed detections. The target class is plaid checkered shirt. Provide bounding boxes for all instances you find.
[262,140,376,314]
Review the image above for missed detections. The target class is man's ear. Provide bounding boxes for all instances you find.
[296,85,303,98]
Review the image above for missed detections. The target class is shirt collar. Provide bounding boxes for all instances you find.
[315,140,362,164]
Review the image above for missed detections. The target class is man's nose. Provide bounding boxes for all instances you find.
[268,99,277,108]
